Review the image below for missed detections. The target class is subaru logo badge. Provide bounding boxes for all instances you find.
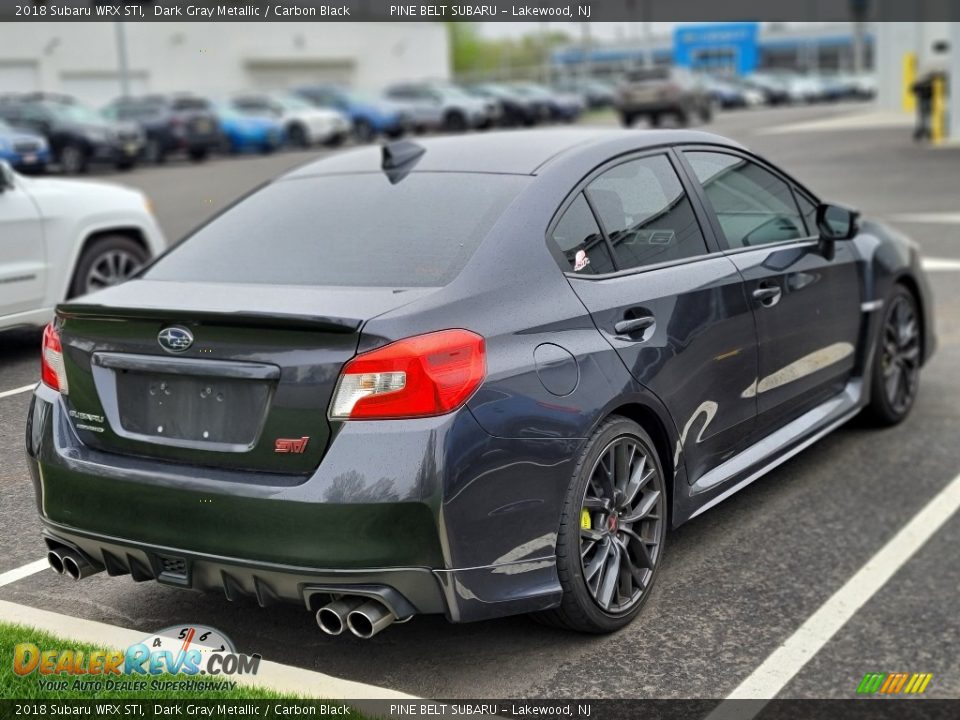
[157,326,194,354]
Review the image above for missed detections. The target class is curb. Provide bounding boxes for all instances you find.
[0,599,415,702]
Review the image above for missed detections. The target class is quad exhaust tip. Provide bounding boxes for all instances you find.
[317,596,399,639]
[316,597,366,636]
[47,547,102,581]
[346,599,397,639]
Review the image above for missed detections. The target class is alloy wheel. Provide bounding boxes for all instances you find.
[881,294,921,415]
[83,249,143,293]
[580,436,665,614]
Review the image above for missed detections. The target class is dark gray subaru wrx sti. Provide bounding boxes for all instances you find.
[27,130,935,636]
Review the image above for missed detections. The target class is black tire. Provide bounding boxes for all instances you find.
[59,143,88,175]
[864,285,922,426]
[444,111,467,133]
[114,159,135,171]
[288,123,309,148]
[353,119,375,143]
[619,112,635,128]
[188,147,209,162]
[699,102,714,123]
[324,132,346,147]
[675,109,690,127]
[69,235,150,298]
[535,416,668,633]
[649,113,661,128]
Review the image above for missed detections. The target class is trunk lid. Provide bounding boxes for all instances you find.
[56,280,434,475]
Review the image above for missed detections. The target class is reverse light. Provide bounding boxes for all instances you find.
[330,329,485,420]
[41,323,68,394]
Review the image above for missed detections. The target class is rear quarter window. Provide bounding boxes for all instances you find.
[145,173,530,288]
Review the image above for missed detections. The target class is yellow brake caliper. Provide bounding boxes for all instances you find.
[580,509,592,530]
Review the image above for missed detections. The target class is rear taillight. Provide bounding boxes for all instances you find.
[330,329,485,420]
[41,323,68,394]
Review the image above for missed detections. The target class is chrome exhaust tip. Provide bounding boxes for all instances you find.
[47,550,65,575]
[346,599,396,639]
[316,597,365,636]
[59,549,101,581]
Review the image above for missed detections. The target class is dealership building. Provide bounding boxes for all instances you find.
[0,22,449,106]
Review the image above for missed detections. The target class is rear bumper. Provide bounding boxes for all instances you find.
[26,383,570,622]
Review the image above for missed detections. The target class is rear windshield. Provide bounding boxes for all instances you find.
[146,172,529,288]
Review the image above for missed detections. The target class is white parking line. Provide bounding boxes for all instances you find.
[709,470,960,714]
[0,559,49,587]
[0,383,36,400]
[923,257,960,272]
[891,212,960,224]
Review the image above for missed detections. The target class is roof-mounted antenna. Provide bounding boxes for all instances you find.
[381,140,426,184]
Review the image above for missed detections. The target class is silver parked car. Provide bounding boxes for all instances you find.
[384,82,497,132]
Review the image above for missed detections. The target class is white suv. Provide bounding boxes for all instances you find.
[0,160,166,332]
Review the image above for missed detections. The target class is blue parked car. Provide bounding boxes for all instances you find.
[292,86,408,143]
[215,104,284,154]
[0,118,50,172]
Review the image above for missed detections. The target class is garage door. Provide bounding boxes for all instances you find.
[0,62,39,94]
[245,61,355,90]
[59,72,149,106]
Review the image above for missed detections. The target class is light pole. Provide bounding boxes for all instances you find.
[114,22,131,98]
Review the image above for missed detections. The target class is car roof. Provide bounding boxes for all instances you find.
[284,128,741,178]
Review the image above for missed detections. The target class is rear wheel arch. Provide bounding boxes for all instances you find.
[607,403,675,522]
[67,228,150,299]
[892,274,927,362]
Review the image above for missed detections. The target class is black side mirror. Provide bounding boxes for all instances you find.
[817,203,860,241]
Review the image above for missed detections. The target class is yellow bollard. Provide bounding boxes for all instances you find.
[931,75,945,145]
[902,52,917,112]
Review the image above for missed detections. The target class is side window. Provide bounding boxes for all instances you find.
[795,192,819,236]
[684,151,807,249]
[550,194,615,275]
[585,154,707,271]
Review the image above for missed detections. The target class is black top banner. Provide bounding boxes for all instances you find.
[1,0,957,22]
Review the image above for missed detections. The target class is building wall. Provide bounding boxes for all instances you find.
[0,22,449,106]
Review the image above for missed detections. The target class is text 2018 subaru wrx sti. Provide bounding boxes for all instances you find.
[27,130,935,636]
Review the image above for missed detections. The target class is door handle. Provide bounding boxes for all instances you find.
[752,285,782,307]
[614,315,655,336]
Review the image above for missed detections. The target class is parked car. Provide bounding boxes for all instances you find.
[102,94,220,164]
[228,92,351,147]
[615,67,712,126]
[25,130,934,636]
[512,82,585,122]
[783,73,827,103]
[466,83,542,127]
[0,118,50,172]
[384,82,497,132]
[553,78,617,108]
[0,93,143,174]
[0,159,165,331]
[214,104,284,154]
[742,73,792,106]
[701,76,762,109]
[293,85,408,142]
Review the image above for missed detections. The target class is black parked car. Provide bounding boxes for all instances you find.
[103,94,220,164]
[467,83,542,127]
[29,131,934,636]
[0,93,143,174]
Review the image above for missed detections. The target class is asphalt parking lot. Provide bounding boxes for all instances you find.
[1,103,958,700]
